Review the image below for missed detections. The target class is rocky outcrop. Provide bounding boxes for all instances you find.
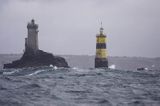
[3,50,69,69]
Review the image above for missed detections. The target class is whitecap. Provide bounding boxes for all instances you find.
[144,68,148,70]
[53,66,58,70]
[109,64,116,69]
[3,70,19,75]
[27,70,46,76]
[72,67,78,70]
[49,64,53,67]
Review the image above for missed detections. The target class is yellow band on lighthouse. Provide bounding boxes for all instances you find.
[96,37,107,43]
[96,49,108,58]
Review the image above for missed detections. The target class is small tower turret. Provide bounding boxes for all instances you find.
[95,23,108,68]
[25,19,39,53]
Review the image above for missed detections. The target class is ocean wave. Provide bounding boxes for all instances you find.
[27,69,47,76]
[0,67,160,106]
[3,69,19,75]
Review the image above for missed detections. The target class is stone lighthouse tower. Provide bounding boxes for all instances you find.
[95,23,108,68]
[25,19,39,53]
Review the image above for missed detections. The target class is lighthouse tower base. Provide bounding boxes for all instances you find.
[95,58,108,68]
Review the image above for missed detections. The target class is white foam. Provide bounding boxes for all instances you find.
[28,70,46,76]
[72,67,78,70]
[109,64,116,69]
[3,70,19,75]
[49,64,53,67]
[53,66,58,70]
[144,68,148,70]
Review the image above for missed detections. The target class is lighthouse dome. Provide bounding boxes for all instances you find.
[27,19,38,29]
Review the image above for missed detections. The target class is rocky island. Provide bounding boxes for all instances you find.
[4,19,69,69]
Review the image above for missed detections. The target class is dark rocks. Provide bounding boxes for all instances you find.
[137,67,148,71]
[3,50,69,69]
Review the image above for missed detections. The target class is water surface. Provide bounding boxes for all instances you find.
[0,67,160,106]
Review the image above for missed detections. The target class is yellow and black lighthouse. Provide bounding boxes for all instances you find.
[95,24,108,68]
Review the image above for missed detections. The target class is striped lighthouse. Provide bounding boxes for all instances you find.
[95,23,108,68]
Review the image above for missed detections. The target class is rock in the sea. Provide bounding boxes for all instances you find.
[4,19,69,69]
[3,50,69,69]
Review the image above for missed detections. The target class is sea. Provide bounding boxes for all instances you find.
[0,67,160,106]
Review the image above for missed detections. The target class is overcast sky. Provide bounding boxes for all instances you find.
[0,0,160,57]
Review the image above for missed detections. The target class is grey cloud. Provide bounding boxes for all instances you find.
[0,0,159,57]
[0,0,9,8]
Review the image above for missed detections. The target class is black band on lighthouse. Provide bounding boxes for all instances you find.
[96,43,106,49]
